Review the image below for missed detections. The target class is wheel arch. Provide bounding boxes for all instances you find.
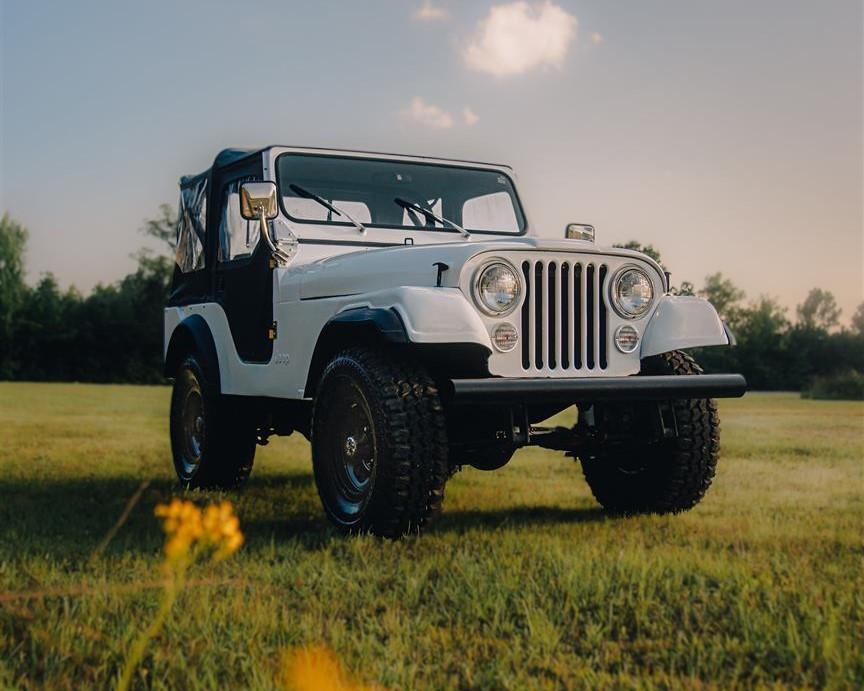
[303,307,493,398]
[164,314,221,391]
[304,307,408,397]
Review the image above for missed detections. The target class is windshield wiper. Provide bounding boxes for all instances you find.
[394,198,471,239]
[289,184,366,234]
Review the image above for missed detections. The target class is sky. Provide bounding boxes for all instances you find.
[1,0,862,321]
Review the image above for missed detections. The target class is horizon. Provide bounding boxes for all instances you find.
[1,0,861,321]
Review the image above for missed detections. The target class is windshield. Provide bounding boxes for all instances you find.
[276,153,526,235]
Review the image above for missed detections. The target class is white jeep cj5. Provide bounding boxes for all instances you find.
[164,146,746,537]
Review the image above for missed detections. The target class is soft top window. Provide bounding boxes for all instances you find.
[276,154,525,234]
[218,178,260,262]
[175,175,207,273]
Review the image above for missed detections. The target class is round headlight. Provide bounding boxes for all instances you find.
[474,262,521,315]
[613,267,654,318]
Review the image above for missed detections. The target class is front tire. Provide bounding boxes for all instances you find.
[311,348,449,537]
[580,350,720,514]
[170,354,256,490]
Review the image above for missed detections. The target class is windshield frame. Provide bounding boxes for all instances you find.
[274,152,529,237]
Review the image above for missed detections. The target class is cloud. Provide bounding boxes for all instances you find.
[463,107,480,126]
[463,1,577,77]
[590,31,603,45]
[414,1,449,21]
[400,97,454,129]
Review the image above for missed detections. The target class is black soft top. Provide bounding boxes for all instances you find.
[179,148,259,187]
[179,146,514,188]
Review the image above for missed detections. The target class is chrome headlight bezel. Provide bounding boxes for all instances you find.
[472,259,522,317]
[610,265,655,319]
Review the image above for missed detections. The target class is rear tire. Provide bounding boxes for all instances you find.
[311,348,449,537]
[170,354,256,490]
[580,350,720,514]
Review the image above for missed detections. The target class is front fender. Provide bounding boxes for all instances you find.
[339,287,492,347]
[303,287,492,396]
[640,296,731,359]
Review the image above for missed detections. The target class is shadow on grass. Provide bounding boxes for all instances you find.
[0,472,608,560]
[429,505,608,533]
[0,473,322,560]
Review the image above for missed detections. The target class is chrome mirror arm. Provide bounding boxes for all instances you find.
[259,212,292,265]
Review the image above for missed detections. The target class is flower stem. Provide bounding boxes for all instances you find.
[116,570,183,691]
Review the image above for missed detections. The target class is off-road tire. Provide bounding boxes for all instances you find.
[580,350,720,514]
[311,348,449,538]
[170,354,256,490]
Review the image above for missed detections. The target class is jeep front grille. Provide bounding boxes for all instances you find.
[520,260,608,372]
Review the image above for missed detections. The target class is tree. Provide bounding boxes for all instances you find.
[0,213,29,377]
[671,280,695,296]
[734,296,791,389]
[14,274,81,380]
[613,241,664,267]
[141,203,178,253]
[738,296,789,340]
[852,303,864,336]
[0,208,175,384]
[796,288,841,332]
[699,273,745,326]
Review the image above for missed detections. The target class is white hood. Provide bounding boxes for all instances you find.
[295,237,666,300]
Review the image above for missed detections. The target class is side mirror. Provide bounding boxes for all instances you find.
[565,223,595,242]
[239,181,292,266]
[239,181,278,221]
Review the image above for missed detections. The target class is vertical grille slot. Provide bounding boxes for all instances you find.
[599,265,608,369]
[521,261,531,370]
[519,257,608,372]
[548,262,557,369]
[574,262,583,369]
[561,263,570,369]
[534,262,544,369]
[586,264,595,369]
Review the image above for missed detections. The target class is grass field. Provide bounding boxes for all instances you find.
[0,383,862,689]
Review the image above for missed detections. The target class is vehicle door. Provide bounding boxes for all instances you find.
[212,172,275,363]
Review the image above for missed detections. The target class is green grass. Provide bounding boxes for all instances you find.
[0,384,862,689]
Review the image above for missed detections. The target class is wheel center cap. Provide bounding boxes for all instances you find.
[344,436,358,458]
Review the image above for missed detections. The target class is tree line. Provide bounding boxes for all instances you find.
[0,213,862,393]
[0,211,172,383]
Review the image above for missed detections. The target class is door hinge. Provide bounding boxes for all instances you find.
[268,321,278,340]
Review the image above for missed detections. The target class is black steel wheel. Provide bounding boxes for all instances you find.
[174,364,206,481]
[580,350,720,514]
[318,374,378,522]
[169,354,256,490]
[311,348,449,537]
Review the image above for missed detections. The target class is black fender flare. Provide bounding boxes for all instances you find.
[304,307,409,396]
[163,314,221,390]
[325,306,409,343]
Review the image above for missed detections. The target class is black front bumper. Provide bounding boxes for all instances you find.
[445,374,747,405]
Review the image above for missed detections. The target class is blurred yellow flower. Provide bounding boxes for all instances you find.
[119,499,244,691]
[154,499,243,567]
[279,645,377,691]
